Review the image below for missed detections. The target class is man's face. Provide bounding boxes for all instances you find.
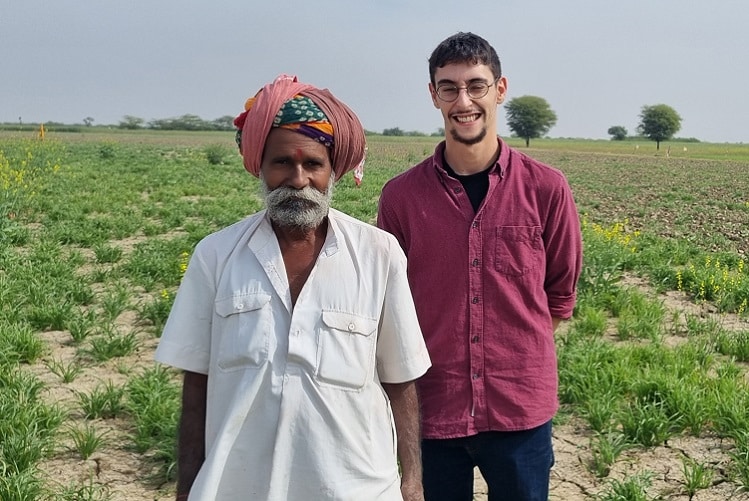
[260,128,335,230]
[429,62,507,146]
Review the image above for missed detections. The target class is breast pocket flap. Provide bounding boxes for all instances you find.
[215,293,271,318]
[321,311,377,337]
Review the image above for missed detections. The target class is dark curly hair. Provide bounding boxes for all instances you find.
[428,32,501,85]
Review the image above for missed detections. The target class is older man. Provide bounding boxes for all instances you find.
[155,74,431,501]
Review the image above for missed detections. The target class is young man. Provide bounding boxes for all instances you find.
[155,74,431,501]
[377,33,582,501]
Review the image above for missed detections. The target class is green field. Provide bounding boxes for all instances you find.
[2,130,749,500]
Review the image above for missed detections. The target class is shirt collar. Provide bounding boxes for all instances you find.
[251,210,339,258]
[433,137,506,179]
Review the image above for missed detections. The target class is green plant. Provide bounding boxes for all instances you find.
[136,289,174,334]
[681,456,713,498]
[92,242,123,264]
[588,432,630,478]
[0,467,46,501]
[66,423,108,460]
[730,431,749,492]
[2,320,45,363]
[98,141,117,159]
[85,327,138,362]
[583,392,620,434]
[45,357,83,383]
[66,309,97,344]
[618,397,678,447]
[56,476,112,501]
[100,283,131,321]
[76,380,125,419]
[613,289,665,342]
[25,298,75,331]
[595,471,655,500]
[571,305,608,338]
[126,366,181,482]
[203,143,231,165]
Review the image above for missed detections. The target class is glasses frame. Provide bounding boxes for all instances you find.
[434,76,500,103]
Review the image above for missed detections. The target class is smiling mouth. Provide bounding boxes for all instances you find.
[455,114,480,123]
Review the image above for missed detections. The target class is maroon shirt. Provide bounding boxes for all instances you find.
[377,138,582,438]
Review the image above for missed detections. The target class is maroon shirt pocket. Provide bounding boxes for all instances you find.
[493,226,543,277]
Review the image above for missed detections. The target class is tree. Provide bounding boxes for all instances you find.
[505,96,557,147]
[637,104,682,150]
[211,115,236,131]
[118,115,144,130]
[83,117,94,127]
[382,127,404,136]
[607,125,627,141]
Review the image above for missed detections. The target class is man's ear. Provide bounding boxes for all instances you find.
[428,83,440,109]
[496,76,508,104]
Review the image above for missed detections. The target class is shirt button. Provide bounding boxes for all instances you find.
[472,336,479,343]
[236,304,244,310]
[471,222,478,229]
[472,259,479,266]
[453,187,462,194]
[471,296,479,304]
[348,322,356,331]
[472,374,480,380]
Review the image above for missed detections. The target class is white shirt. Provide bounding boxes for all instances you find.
[154,208,431,501]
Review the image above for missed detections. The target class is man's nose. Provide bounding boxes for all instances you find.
[286,164,309,189]
[455,87,473,105]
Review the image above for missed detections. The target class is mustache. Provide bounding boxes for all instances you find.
[260,176,335,230]
[269,185,324,199]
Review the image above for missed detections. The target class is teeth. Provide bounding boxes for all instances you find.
[456,114,478,123]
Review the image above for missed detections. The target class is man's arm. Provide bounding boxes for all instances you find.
[176,370,208,500]
[382,380,424,501]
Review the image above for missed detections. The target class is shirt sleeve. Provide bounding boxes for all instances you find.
[375,238,431,383]
[153,244,215,374]
[543,177,583,319]
[376,184,407,252]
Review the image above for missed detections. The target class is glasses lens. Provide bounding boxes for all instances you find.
[467,83,489,99]
[437,86,459,102]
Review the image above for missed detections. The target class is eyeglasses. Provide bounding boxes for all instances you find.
[434,77,499,102]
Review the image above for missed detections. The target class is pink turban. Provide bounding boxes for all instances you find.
[234,74,366,184]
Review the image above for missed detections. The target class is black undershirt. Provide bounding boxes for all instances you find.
[442,157,491,213]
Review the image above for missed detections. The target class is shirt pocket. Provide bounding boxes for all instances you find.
[214,293,272,372]
[494,226,543,277]
[316,310,378,391]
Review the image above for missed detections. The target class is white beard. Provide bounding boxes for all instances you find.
[260,174,335,231]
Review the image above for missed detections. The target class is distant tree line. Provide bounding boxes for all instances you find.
[5,100,692,149]
[118,114,235,131]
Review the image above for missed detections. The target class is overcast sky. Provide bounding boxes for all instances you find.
[2,0,747,143]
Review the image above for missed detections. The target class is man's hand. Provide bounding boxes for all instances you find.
[400,476,425,501]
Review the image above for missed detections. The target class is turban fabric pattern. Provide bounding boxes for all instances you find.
[234,74,366,185]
